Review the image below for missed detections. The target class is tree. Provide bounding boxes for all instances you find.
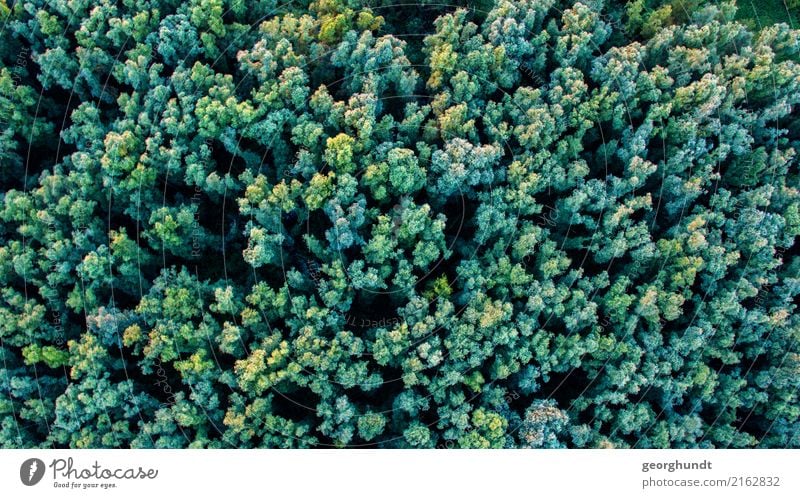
[0,0,798,449]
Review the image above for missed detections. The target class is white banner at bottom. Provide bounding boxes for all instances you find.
[1,449,798,497]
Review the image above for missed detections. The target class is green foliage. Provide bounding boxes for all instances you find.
[0,0,798,449]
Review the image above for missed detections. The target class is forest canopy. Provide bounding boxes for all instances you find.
[1,0,799,448]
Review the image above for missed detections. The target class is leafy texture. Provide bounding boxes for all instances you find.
[1,0,799,448]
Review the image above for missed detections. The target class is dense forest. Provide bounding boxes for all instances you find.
[1,0,799,448]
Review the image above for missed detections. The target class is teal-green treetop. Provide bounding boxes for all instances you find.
[0,0,798,448]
